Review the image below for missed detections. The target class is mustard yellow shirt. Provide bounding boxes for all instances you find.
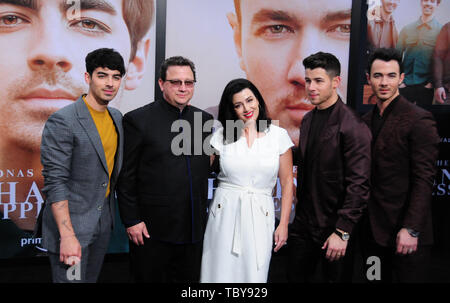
[83,96,118,197]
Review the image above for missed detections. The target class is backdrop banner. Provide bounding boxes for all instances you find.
[1,0,449,264]
[0,0,156,258]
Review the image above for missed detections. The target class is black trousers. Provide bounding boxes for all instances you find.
[287,219,355,283]
[129,237,203,283]
[400,84,434,106]
[361,219,432,283]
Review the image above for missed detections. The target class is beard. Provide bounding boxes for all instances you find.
[375,87,398,102]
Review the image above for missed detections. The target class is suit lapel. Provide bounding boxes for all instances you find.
[362,107,373,127]
[373,98,404,153]
[75,96,109,174]
[299,112,312,159]
[108,107,123,181]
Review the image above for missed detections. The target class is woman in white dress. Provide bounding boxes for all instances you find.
[201,79,294,283]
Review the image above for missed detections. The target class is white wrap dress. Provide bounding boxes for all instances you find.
[200,124,294,283]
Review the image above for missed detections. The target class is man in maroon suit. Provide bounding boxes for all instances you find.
[363,48,440,282]
[287,52,372,282]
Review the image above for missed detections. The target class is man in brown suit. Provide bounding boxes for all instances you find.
[362,48,440,282]
[287,52,372,282]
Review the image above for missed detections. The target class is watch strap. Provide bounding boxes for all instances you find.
[406,228,420,238]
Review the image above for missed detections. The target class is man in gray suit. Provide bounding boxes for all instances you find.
[40,48,125,283]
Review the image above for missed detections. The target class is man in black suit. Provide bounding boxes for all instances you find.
[117,56,213,282]
[287,52,372,282]
[362,48,440,282]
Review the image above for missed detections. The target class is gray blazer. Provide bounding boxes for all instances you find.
[40,96,123,253]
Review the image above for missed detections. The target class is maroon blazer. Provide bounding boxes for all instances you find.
[296,98,372,235]
[362,96,440,247]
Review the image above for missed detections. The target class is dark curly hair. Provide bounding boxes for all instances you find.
[85,48,126,76]
[218,78,271,144]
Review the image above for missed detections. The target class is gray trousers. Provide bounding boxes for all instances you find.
[48,197,112,283]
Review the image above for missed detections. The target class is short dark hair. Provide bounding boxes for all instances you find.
[303,52,341,78]
[159,56,196,82]
[85,48,126,76]
[218,78,271,144]
[367,48,403,75]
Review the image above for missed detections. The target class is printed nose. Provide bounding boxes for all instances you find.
[27,24,73,73]
[28,51,72,73]
[287,26,320,87]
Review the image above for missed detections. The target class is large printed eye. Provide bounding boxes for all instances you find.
[264,24,294,37]
[0,14,29,28]
[327,23,351,39]
[80,19,98,30]
[70,18,111,35]
[267,24,291,34]
[255,23,295,40]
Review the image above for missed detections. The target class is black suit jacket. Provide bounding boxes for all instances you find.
[117,99,213,244]
[362,96,440,247]
[294,98,372,237]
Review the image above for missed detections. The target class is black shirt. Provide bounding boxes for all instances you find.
[299,102,337,234]
[371,95,400,142]
[305,102,337,164]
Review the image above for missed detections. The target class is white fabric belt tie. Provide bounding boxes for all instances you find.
[218,182,272,270]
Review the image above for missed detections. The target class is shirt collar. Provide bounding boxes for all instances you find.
[312,96,340,114]
[314,100,337,115]
[375,95,400,118]
[416,17,438,30]
[82,94,107,114]
[158,98,190,115]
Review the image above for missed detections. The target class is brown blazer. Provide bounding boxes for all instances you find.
[296,98,372,235]
[362,96,440,247]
